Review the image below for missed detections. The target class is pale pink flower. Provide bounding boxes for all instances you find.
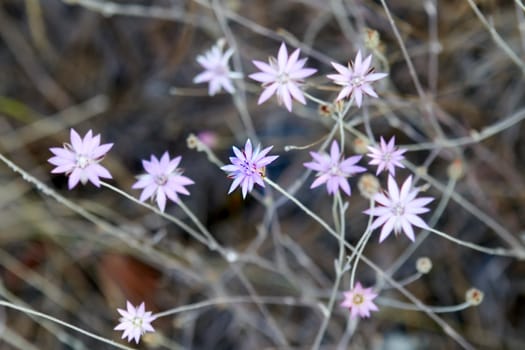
[304,140,366,196]
[197,130,219,148]
[132,152,194,212]
[341,282,379,319]
[193,39,242,96]
[364,175,434,242]
[221,139,278,198]
[327,50,387,107]
[367,136,406,176]
[48,129,113,189]
[249,42,317,112]
[114,301,156,344]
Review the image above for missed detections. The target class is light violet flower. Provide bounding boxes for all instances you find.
[367,136,406,176]
[304,140,366,196]
[221,139,278,198]
[341,282,379,319]
[327,50,387,107]
[249,42,317,112]
[48,129,113,189]
[114,301,156,344]
[193,39,242,96]
[197,130,219,148]
[364,175,434,242]
[132,152,194,212]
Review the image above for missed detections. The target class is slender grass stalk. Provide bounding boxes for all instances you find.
[0,300,136,350]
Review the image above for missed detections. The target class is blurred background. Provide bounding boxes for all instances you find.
[0,0,524,349]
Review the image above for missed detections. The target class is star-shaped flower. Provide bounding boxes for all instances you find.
[341,282,379,319]
[249,42,317,112]
[193,39,242,96]
[303,140,366,196]
[221,139,278,198]
[367,136,406,176]
[114,301,156,344]
[48,129,113,189]
[327,50,387,107]
[132,152,194,212]
[364,175,434,242]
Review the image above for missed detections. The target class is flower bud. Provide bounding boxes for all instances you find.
[447,158,465,180]
[416,257,432,274]
[364,28,381,51]
[353,138,369,154]
[358,174,380,199]
[465,288,484,306]
[186,133,199,150]
[197,131,218,148]
[318,103,333,117]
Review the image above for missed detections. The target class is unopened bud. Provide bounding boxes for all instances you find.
[447,158,465,180]
[364,28,381,51]
[416,257,432,274]
[358,174,380,199]
[353,138,369,154]
[186,133,199,150]
[318,103,332,117]
[465,288,484,306]
[333,99,345,114]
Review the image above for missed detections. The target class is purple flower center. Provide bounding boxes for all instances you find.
[241,160,258,176]
[154,174,168,186]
